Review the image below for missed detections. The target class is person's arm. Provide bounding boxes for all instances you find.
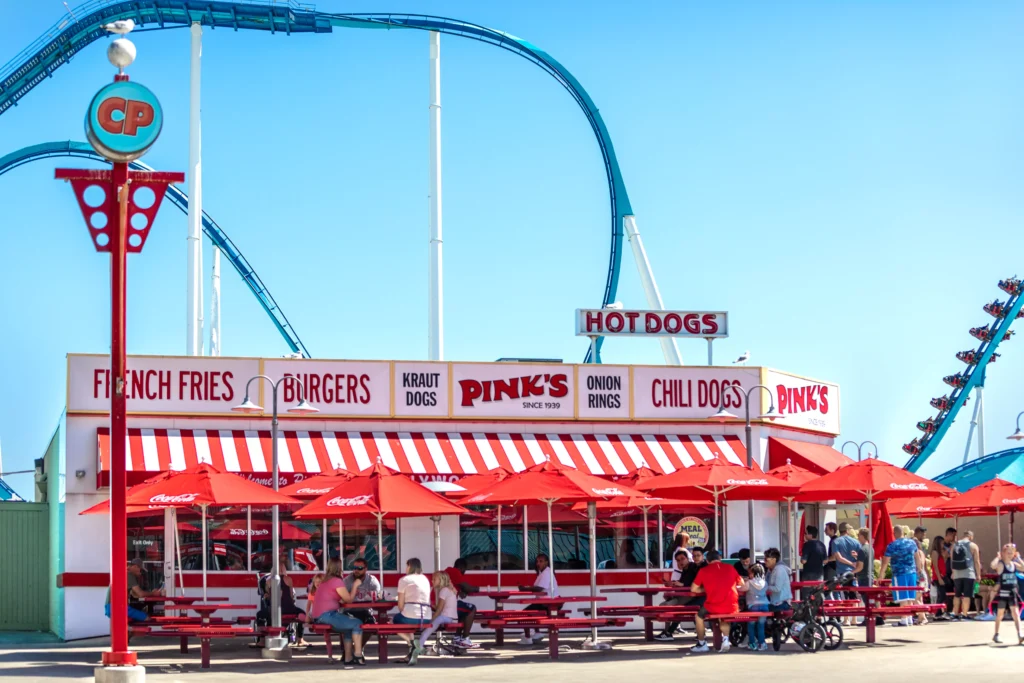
[736,577,748,593]
[337,579,360,604]
[457,581,478,595]
[853,559,864,576]
[396,582,407,611]
[879,556,890,578]
[972,544,982,577]
[1012,555,1024,572]
[990,556,1003,571]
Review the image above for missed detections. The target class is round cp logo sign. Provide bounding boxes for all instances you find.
[85,80,163,162]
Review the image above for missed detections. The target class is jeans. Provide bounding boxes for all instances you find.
[419,615,456,648]
[105,604,148,622]
[747,604,770,646]
[315,610,363,642]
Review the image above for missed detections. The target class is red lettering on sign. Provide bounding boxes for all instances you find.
[459,373,569,407]
[664,313,682,334]
[702,313,719,335]
[624,311,640,332]
[98,97,127,134]
[645,313,662,333]
[585,310,603,333]
[606,312,624,333]
[97,97,154,136]
[123,100,154,136]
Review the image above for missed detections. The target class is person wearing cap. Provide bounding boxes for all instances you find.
[105,559,161,623]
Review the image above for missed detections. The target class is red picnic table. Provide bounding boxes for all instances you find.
[143,603,257,669]
[503,595,606,617]
[601,586,693,640]
[842,585,927,644]
[477,590,536,646]
[346,600,397,624]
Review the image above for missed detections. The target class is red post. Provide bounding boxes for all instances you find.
[103,161,136,667]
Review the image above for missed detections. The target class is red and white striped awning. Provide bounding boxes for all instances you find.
[98,429,747,480]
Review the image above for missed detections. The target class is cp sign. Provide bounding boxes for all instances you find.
[86,80,163,162]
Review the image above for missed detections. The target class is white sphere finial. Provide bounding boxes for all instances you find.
[107,38,136,70]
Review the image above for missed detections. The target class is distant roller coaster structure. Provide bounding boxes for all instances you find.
[0,0,683,365]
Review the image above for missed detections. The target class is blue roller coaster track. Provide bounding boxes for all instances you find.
[0,0,635,363]
[0,140,310,358]
[902,278,1023,473]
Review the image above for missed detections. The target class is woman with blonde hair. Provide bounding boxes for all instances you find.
[410,570,460,663]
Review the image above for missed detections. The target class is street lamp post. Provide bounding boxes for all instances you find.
[841,440,878,526]
[710,385,782,560]
[233,376,317,655]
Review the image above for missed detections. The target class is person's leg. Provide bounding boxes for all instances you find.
[720,622,731,650]
[457,601,476,641]
[126,605,148,622]
[694,615,706,643]
[995,605,1005,640]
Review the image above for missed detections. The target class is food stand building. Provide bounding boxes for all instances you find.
[44,353,849,639]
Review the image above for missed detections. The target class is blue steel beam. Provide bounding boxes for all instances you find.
[0,1,633,363]
[903,288,1023,473]
[0,140,310,358]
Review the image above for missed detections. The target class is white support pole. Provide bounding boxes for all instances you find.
[963,387,983,465]
[186,22,203,356]
[427,31,444,361]
[977,386,986,460]
[210,246,221,356]
[622,215,682,366]
[706,338,713,365]
[163,508,175,596]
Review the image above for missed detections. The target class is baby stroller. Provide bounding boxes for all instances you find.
[766,574,854,653]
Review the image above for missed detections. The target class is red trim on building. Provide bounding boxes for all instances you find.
[767,437,853,474]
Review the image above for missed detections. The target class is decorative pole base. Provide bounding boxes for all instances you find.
[94,664,145,683]
[261,638,292,660]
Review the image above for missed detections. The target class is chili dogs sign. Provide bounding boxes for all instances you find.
[66,355,840,434]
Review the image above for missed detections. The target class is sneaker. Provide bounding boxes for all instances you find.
[978,613,995,622]
[993,634,1002,644]
[408,645,424,666]
[690,641,710,653]
[532,634,546,644]
[654,632,675,642]
[718,641,731,653]
[518,637,535,646]
[747,643,757,651]
[758,642,769,651]
[454,637,478,649]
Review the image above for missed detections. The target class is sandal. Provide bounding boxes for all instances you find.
[354,655,366,666]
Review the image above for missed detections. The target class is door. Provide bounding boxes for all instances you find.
[0,502,49,630]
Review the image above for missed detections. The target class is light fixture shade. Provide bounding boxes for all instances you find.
[287,399,320,415]
[232,396,264,414]
[759,407,784,421]
[710,408,739,422]
[1008,428,1024,441]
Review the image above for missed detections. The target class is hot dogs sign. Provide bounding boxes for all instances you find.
[66,354,839,434]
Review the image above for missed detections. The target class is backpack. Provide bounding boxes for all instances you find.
[951,540,970,571]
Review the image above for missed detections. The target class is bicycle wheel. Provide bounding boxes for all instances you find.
[822,619,844,651]
[770,621,783,652]
[798,622,827,653]
[729,621,747,647]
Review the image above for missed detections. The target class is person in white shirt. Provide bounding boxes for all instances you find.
[517,553,561,645]
[412,571,459,663]
[393,558,432,664]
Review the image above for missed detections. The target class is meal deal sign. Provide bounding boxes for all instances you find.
[576,309,728,338]
[66,355,839,433]
[763,369,840,435]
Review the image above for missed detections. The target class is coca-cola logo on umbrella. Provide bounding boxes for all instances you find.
[591,487,624,496]
[150,493,200,504]
[726,478,768,486]
[326,494,373,507]
[297,487,334,495]
[1002,498,1024,505]
[230,528,268,536]
[889,483,927,491]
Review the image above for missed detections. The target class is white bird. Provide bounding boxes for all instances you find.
[732,350,750,365]
[102,19,135,35]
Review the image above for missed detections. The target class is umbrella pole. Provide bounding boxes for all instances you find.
[658,508,665,569]
[865,493,873,586]
[546,501,555,573]
[523,506,529,570]
[713,491,720,553]
[643,506,650,587]
[587,501,600,647]
[338,518,343,565]
[1011,510,1016,546]
[433,516,441,573]
[377,514,385,590]
[174,509,185,597]
[201,505,208,601]
[497,505,502,589]
[321,518,328,571]
[246,506,252,572]
[997,506,1002,548]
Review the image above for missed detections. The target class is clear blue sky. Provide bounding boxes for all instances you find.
[1,1,1022,496]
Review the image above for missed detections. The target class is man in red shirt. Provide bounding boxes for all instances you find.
[443,558,481,649]
[689,550,746,653]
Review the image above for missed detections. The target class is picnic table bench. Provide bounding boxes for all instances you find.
[354,622,465,663]
[130,625,262,669]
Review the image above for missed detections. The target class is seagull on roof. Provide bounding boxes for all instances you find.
[102,19,135,35]
[733,350,750,365]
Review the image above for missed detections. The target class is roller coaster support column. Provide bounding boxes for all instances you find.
[428,31,444,361]
[211,246,221,355]
[186,21,204,356]
[623,216,682,365]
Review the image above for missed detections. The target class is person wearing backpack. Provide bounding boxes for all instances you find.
[950,530,982,620]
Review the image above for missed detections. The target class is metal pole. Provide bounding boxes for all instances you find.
[338,519,344,566]
[163,507,174,598]
[496,504,502,589]
[546,501,555,575]
[186,21,203,356]
[643,506,650,586]
[174,512,185,597]
[622,215,682,366]
[713,491,719,553]
[432,516,441,572]
[745,404,755,559]
[105,161,133,666]
[963,389,982,465]
[246,506,252,572]
[706,338,713,366]
[270,387,281,629]
[866,492,874,585]
[201,505,208,600]
[977,385,986,460]
[427,31,443,361]
[658,508,665,568]
[523,506,529,570]
[377,514,385,590]
[321,518,328,571]
[210,247,221,356]
[587,501,599,645]
[996,506,1002,548]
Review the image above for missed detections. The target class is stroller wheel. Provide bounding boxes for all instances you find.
[770,622,783,651]
[728,622,747,647]
[798,622,827,653]
[822,619,844,651]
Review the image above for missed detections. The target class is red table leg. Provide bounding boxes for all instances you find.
[201,638,210,669]
[865,600,876,644]
[180,635,188,653]
[377,634,389,664]
[549,628,559,660]
[711,621,722,650]
[644,594,654,641]
[495,600,505,646]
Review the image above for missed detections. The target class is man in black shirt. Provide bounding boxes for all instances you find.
[655,549,700,641]
[800,525,827,599]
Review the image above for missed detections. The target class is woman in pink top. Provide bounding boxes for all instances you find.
[310,559,366,668]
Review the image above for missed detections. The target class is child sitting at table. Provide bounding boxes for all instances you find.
[307,573,325,604]
[410,571,459,665]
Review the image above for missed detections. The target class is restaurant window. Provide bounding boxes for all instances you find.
[127,511,166,590]
[458,507,525,571]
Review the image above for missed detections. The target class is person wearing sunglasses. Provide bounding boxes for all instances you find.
[343,558,383,628]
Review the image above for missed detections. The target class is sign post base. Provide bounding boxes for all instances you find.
[94,664,145,683]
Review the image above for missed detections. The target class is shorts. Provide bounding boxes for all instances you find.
[393,613,430,627]
[105,604,148,622]
[456,600,475,620]
[953,578,976,599]
[994,596,1020,611]
[892,573,917,602]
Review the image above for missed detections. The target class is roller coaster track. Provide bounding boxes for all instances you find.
[0,141,310,358]
[0,1,636,363]
[902,278,1023,473]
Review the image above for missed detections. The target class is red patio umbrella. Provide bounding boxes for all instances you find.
[465,459,647,647]
[210,519,312,541]
[871,501,896,560]
[797,458,952,584]
[933,478,1024,546]
[80,500,201,518]
[124,464,299,598]
[279,468,366,563]
[294,461,467,586]
[637,461,795,553]
[766,461,819,571]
